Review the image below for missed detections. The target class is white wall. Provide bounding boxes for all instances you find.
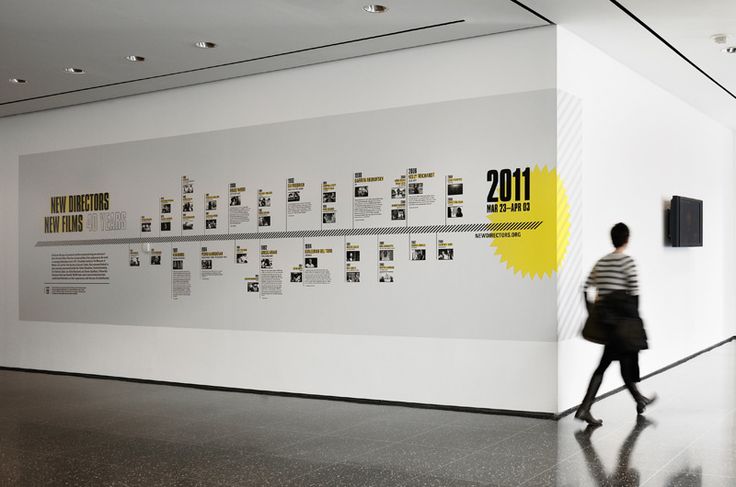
[557,28,736,412]
[0,27,559,413]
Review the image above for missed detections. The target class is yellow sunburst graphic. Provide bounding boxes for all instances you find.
[486,166,570,279]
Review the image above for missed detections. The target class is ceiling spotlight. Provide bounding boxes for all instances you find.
[723,46,736,54]
[194,41,217,49]
[64,67,86,74]
[363,4,388,13]
[9,78,27,84]
[125,55,145,62]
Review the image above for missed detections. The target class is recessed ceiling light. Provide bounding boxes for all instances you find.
[363,5,388,13]
[9,78,27,84]
[723,46,736,54]
[194,41,217,49]
[125,55,145,62]
[64,67,86,74]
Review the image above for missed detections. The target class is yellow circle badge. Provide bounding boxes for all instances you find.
[485,165,570,279]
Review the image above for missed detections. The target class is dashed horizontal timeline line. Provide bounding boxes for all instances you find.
[36,222,543,247]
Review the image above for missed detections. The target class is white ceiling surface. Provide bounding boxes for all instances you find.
[524,0,736,129]
[0,0,547,117]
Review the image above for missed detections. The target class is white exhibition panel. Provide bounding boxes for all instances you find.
[2,27,561,413]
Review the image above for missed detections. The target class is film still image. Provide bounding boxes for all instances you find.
[448,183,463,195]
[150,255,161,266]
[408,182,423,195]
[182,202,194,213]
[346,250,360,262]
[207,200,217,211]
[236,252,248,264]
[391,186,406,199]
[288,191,300,202]
[183,221,194,231]
[391,209,405,221]
[201,259,212,270]
[290,272,303,283]
[206,219,217,229]
[304,257,318,268]
[322,192,336,203]
[379,272,394,282]
[161,222,171,231]
[182,184,194,194]
[448,206,464,218]
[355,186,369,197]
[346,271,360,283]
[260,258,272,269]
[258,216,271,227]
[379,249,394,261]
[323,212,336,224]
[438,248,454,260]
[129,256,140,267]
[141,222,151,232]
[173,260,183,270]
[258,196,271,207]
[247,282,259,293]
[411,248,426,261]
[230,195,241,206]
[161,203,171,214]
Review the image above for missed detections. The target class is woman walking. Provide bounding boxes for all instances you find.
[576,223,656,426]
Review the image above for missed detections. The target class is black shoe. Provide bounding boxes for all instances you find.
[636,393,657,415]
[575,408,603,426]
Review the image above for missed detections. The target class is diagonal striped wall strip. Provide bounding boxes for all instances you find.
[36,221,544,247]
[557,91,586,341]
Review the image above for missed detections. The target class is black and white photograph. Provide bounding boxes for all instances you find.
[206,219,217,229]
[236,252,248,264]
[304,257,318,268]
[258,196,271,207]
[183,221,194,231]
[346,271,360,283]
[290,272,303,283]
[260,258,272,269]
[172,260,183,270]
[287,191,300,202]
[247,282,259,293]
[322,192,336,203]
[391,187,406,199]
[379,273,394,283]
[379,249,394,261]
[161,203,171,214]
[355,186,369,197]
[346,250,360,262]
[258,216,271,227]
[448,183,463,195]
[201,259,212,270]
[448,206,464,218]
[207,200,217,211]
[411,248,426,261]
[391,209,405,221]
[438,248,455,260]
[161,221,171,231]
[322,212,336,224]
[141,222,151,233]
[182,201,193,213]
[182,183,194,194]
[408,182,423,195]
[150,255,161,266]
[230,195,241,206]
[129,256,140,267]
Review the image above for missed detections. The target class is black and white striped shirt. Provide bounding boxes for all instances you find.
[585,252,639,296]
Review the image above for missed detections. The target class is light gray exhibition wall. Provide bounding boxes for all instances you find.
[20,90,557,341]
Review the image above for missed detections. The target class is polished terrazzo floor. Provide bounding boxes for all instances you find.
[0,342,734,486]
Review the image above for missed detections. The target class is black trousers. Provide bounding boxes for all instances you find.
[594,345,641,384]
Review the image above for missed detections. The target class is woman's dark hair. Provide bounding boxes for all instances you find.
[611,222,630,248]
